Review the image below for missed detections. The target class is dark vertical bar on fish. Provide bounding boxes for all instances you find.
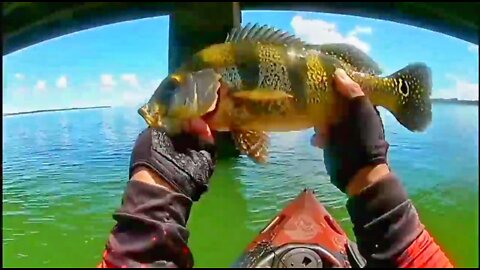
[168,3,241,157]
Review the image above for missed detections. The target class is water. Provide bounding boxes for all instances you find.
[2,104,478,268]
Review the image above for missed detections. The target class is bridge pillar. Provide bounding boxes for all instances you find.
[168,2,241,158]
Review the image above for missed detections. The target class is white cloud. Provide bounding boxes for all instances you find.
[435,75,478,101]
[348,26,372,36]
[35,80,46,91]
[121,73,139,87]
[69,99,111,109]
[119,91,149,107]
[148,79,162,90]
[13,87,27,98]
[291,15,372,53]
[15,73,25,80]
[100,74,116,91]
[56,75,68,89]
[71,100,91,108]
[468,44,478,53]
[3,105,22,114]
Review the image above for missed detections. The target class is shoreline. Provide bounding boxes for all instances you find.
[3,106,112,117]
[432,98,478,105]
[2,98,477,117]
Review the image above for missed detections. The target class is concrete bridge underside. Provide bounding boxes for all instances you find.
[4,2,479,157]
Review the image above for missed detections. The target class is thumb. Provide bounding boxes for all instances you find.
[334,69,365,99]
[311,126,329,149]
[183,118,215,144]
[311,133,327,149]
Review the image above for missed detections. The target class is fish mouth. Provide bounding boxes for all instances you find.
[138,106,161,128]
[201,83,222,124]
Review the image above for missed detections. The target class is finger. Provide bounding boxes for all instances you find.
[310,134,318,148]
[334,69,365,99]
[186,118,215,144]
[312,126,329,149]
[310,133,327,149]
[181,121,191,132]
[314,125,329,141]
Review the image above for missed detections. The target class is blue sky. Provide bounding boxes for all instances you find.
[3,10,478,113]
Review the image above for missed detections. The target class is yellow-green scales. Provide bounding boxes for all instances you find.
[141,23,432,163]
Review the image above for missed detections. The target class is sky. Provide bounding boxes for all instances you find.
[2,10,479,114]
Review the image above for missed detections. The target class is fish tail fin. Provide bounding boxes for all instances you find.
[368,63,432,132]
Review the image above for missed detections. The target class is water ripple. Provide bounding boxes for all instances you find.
[2,105,479,267]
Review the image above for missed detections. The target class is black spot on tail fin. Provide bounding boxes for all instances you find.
[389,63,432,132]
[305,43,382,75]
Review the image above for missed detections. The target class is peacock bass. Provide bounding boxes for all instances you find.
[138,23,432,163]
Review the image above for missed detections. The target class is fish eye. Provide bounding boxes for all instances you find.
[398,78,409,97]
[162,77,178,92]
[171,74,183,84]
[155,77,178,104]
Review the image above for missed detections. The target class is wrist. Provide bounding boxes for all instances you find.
[131,166,175,192]
[346,163,390,197]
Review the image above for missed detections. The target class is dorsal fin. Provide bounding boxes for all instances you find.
[305,43,382,75]
[225,23,305,46]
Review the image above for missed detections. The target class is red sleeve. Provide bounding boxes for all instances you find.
[397,229,453,268]
[347,173,454,268]
[97,251,114,268]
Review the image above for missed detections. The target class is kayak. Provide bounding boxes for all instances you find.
[232,189,366,268]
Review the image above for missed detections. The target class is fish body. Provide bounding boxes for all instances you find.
[139,23,432,163]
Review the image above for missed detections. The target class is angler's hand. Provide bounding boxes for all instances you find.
[129,119,216,201]
[312,69,390,196]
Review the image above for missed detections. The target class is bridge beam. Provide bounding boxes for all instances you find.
[3,3,478,56]
[168,3,241,158]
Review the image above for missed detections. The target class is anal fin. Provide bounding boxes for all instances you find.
[232,130,270,163]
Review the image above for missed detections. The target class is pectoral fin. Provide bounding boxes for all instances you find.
[232,129,269,163]
[232,89,294,101]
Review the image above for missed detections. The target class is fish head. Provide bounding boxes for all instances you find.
[138,68,221,134]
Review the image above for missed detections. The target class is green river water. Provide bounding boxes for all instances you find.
[3,103,478,267]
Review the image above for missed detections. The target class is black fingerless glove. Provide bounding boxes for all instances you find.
[323,96,389,193]
[129,128,216,201]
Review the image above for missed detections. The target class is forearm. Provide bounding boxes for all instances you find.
[98,126,215,268]
[98,180,194,268]
[347,173,453,268]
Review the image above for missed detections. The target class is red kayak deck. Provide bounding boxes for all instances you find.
[234,189,354,267]
[247,189,349,252]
